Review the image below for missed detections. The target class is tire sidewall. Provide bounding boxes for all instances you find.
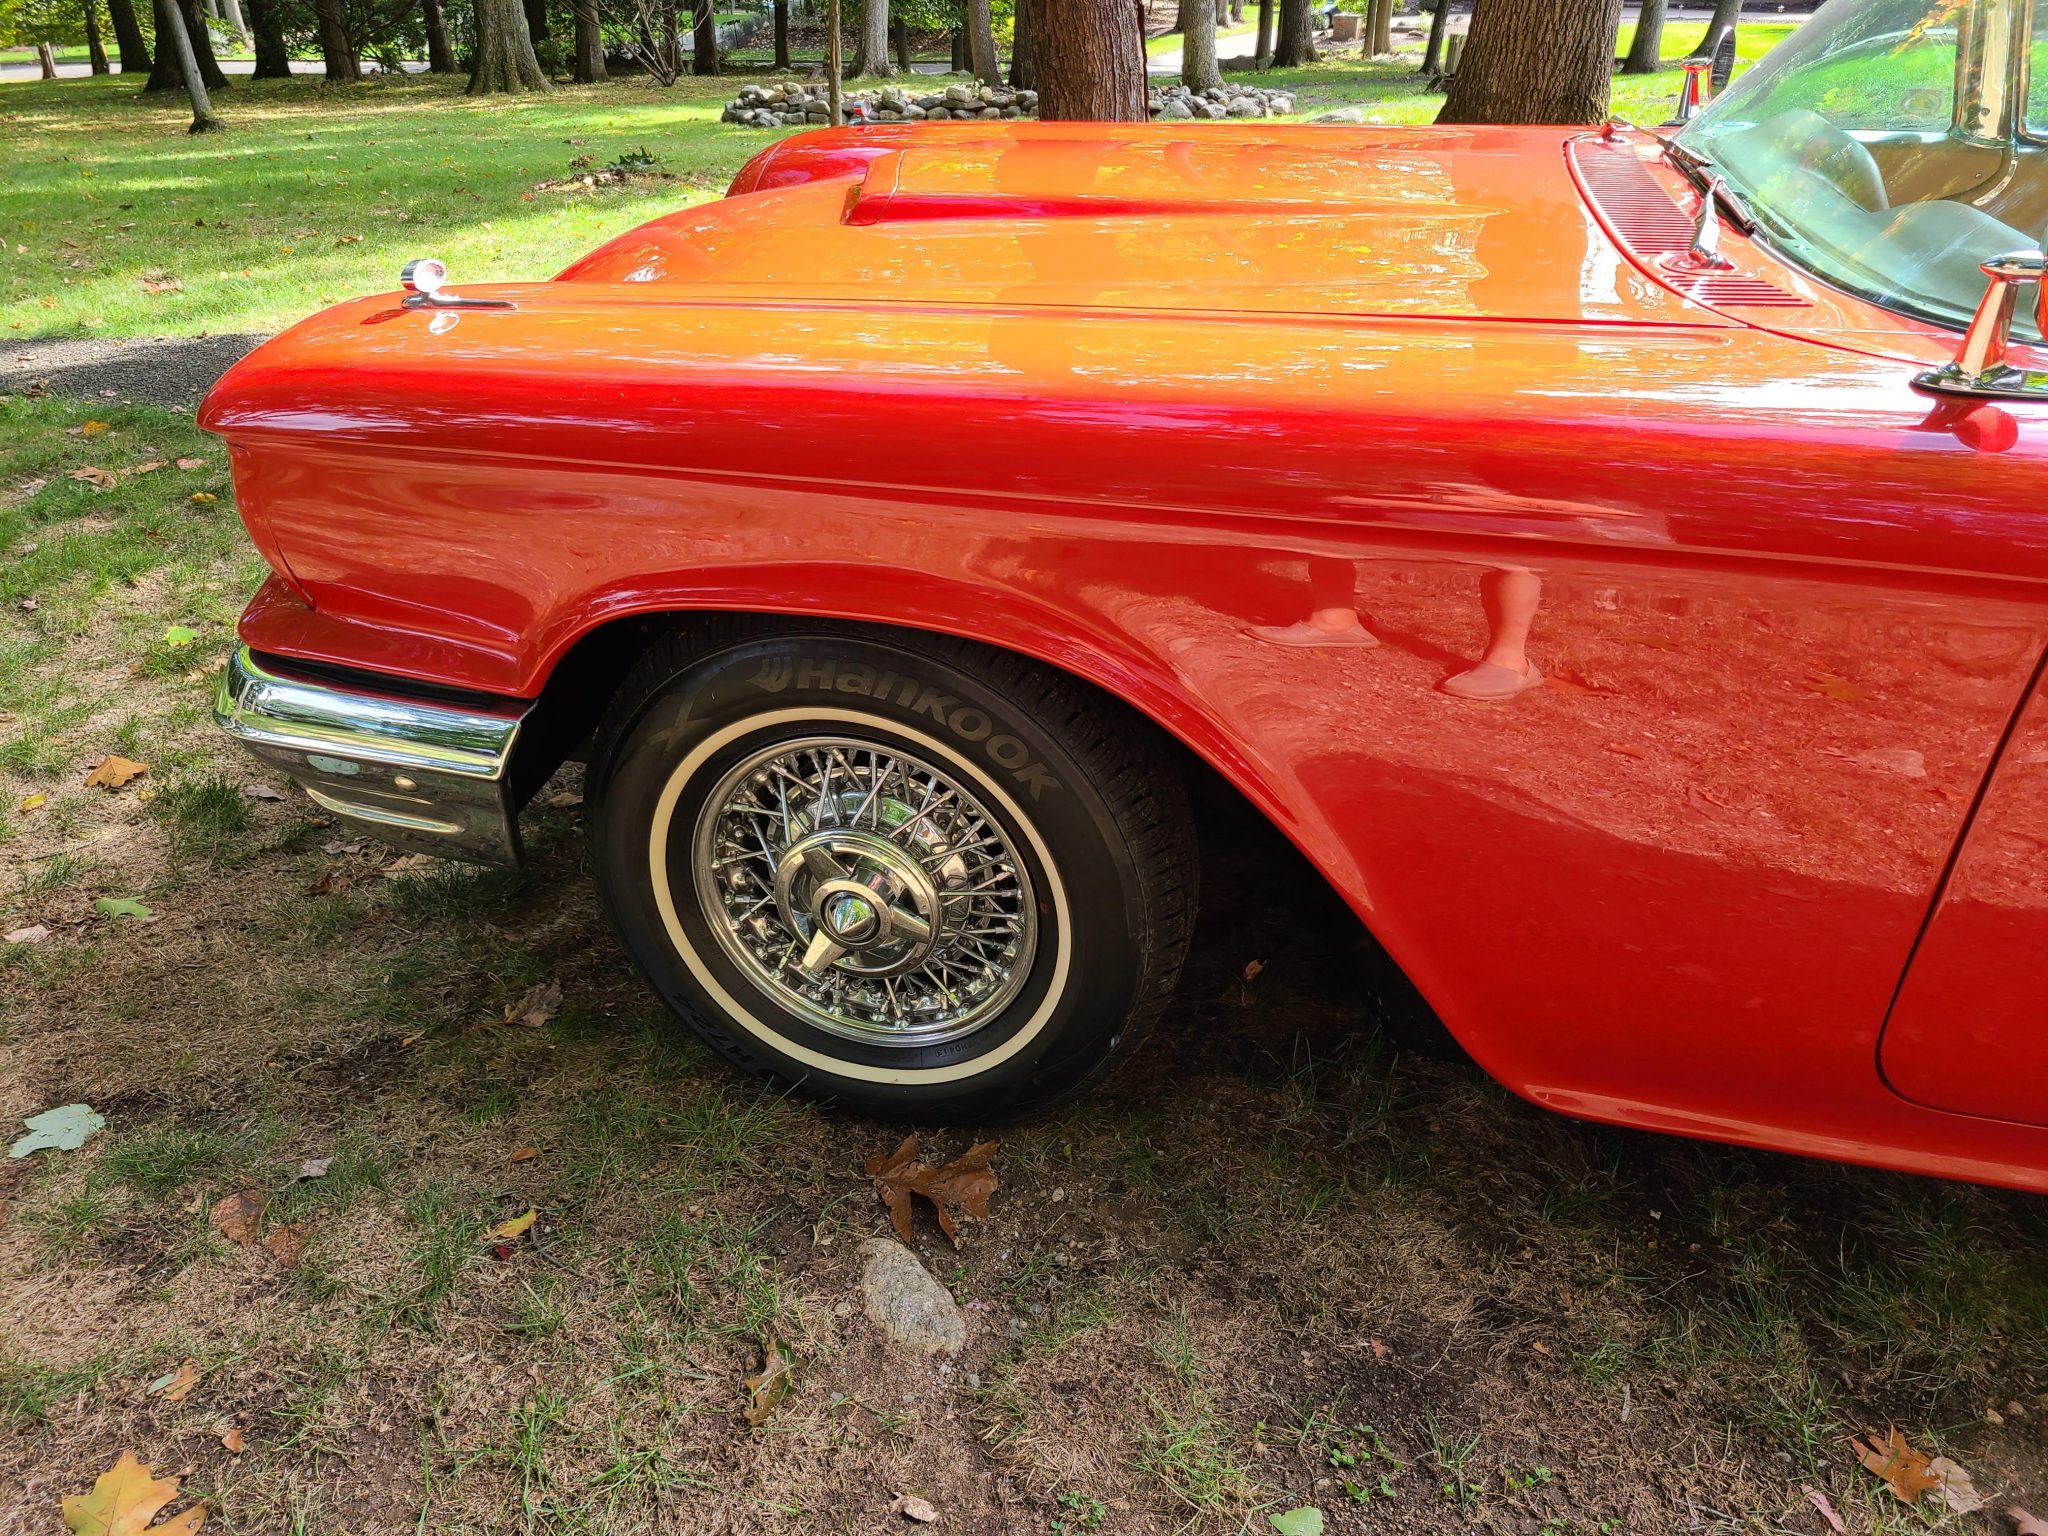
[592,631,1148,1115]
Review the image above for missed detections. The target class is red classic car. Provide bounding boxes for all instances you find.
[205,0,2048,1191]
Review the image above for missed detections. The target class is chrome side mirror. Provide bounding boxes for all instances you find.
[1665,58,1711,125]
[399,255,515,312]
[1914,249,2048,400]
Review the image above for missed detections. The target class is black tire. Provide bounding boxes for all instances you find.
[588,620,1198,1121]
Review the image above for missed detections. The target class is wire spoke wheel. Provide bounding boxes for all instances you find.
[689,735,1039,1047]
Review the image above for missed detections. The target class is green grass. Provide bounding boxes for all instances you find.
[1146,19,1258,58]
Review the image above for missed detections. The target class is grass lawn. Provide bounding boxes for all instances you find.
[3,389,2047,1533]
[1,24,1791,343]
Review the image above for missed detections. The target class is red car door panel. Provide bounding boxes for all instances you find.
[1883,664,2048,1127]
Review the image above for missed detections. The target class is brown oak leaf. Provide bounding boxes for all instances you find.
[1853,1427,1942,1504]
[863,1134,998,1247]
[262,1225,303,1269]
[207,1190,263,1247]
[84,756,147,790]
[743,1335,795,1428]
[61,1452,205,1536]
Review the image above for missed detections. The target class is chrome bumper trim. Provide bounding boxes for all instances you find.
[213,645,530,866]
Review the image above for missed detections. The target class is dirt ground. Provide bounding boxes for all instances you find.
[3,394,2047,1535]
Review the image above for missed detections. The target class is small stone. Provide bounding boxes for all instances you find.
[1312,106,1366,123]
[860,1238,967,1357]
[1227,97,1263,116]
[1017,90,1037,107]
[944,83,973,105]
[1159,99,1194,119]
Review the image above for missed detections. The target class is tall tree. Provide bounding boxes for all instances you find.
[1008,0,1033,87]
[1178,0,1219,90]
[83,0,111,73]
[1254,0,1271,63]
[1034,0,1144,118]
[153,0,222,127]
[950,26,966,67]
[245,0,291,74]
[177,0,228,87]
[217,0,251,46]
[522,0,549,59]
[1439,0,1623,122]
[1686,0,1737,58]
[422,0,455,69]
[106,0,151,72]
[572,0,605,77]
[691,0,718,72]
[1420,0,1448,73]
[1621,0,1662,71]
[773,0,789,66]
[851,0,889,73]
[312,0,359,79]
[1271,0,1314,64]
[469,0,549,90]
[892,15,909,67]
[825,0,841,120]
[965,0,998,83]
[1369,0,1390,52]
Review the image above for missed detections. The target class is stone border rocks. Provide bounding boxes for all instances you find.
[722,78,1295,127]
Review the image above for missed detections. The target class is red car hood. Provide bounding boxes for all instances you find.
[555,123,1719,328]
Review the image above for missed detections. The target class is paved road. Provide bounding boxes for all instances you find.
[1,334,267,412]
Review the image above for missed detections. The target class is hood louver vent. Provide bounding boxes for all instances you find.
[1570,139,1808,310]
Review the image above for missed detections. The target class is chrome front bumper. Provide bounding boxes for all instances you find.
[214,646,530,866]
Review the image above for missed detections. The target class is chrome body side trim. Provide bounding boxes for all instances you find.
[213,645,530,866]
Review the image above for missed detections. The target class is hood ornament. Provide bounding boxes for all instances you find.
[400,256,514,311]
[1915,246,2048,400]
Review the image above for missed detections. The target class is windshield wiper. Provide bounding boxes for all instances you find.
[1662,139,1758,234]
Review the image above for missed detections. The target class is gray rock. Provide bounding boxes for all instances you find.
[926,106,950,119]
[1227,97,1263,116]
[1017,90,1037,107]
[1271,93,1295,113]
[903,103,927,118]
[1312,106,1366,123]
[1159,98,1195,119]
[944,83,973,104]
[860,1239,966,1357]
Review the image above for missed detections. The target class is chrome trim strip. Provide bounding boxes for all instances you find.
[213,645,530,866]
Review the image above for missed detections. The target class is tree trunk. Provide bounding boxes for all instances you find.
[1008,0,1033,87]
[468,0,549,90]
[950,27,967,69]
[826,0,842,120]
[1371,0,1391,51]
[154,0,223,127]
[312,0,359,79]
[1178,0,1220,90]
[1621,0,1662,71]
[571,0,605,78]
[217,0,251,47]
[691,0,718,73]
[852,0,890,73]
[659,0,679,75]
[1271,0,1314,64]
[1034,0,1144,118]
[1229,0,1242,20]
[423,0,455,69]
[1255,0,1272,62]
[107,0,151,71]
[1421,0,1448,71]
[774,0,790,66]
[1439,0,1623,123]
[37,41,58,77]
[892,16,910,67]
[965,0,998,84]
[181,0,229,87]
[522,0,549,56]
[84,0,112,72]
[246,0,292,74]
[1687,0,1737,57]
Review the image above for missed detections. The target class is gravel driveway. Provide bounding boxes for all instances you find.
[2,333,268,411]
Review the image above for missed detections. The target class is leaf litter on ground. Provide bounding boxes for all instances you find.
[864,1134,998,1247]
[744,1335,795,1428]
[1851,1427,1945,1505]
[9,1103,105,1158]
[61,1452,205,1535]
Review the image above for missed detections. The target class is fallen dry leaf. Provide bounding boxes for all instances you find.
[139,278,182,295]
[1853,1427,1943,1505]
[187,492,216,505]
[2010,1508,2048,1535]
[19,792,45,811]
[219,1427,245,1455]
[504,979,561,1029]
[148,1359,202,1402]
[6,925,51,945]
[61,1452,205,1536]
[84,756,148,790]
[174,457,205,470]
[1804,671,1868,703]
[1801,1485,1845,1533]
[262,1225,304,1269]
[296,1157,331,1181]
[485,1209,537,1243]
[69,466,117,489]
[208,1190,264,1247]
[78,419,110,436]
[130,460,167,476]
[864,1135,999,1247]
[1929,1456,1986,1516]
[889,1493,940,1524]
[743,1335,795,1428]
[509,1147,540,1163]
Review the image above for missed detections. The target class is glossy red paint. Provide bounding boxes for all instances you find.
[202,122,2048,1191]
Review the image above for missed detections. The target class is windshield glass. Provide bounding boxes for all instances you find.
[1676,0,2047,337]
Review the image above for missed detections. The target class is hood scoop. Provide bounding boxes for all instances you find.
[842,143,1444,226]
